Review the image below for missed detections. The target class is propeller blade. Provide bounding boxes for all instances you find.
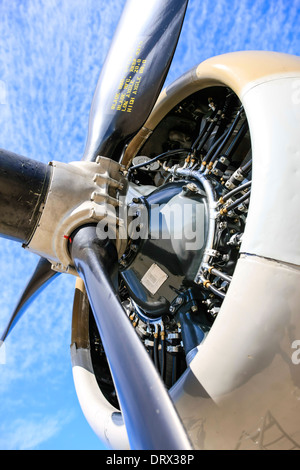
[0,149,51,244]
[70,225,192,450]
[1,258,59,342]
[83,0,189,163]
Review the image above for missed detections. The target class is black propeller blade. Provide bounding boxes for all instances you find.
[70,225,192,450]
[1,258,59,342]
[0,149,51,244]
[0,149,55,341]
[83,0,188,163]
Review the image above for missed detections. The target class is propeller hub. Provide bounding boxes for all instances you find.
[26,157,128,273]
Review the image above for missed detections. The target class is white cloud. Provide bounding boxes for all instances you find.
[0,413,72,450]
[167,0,300,86]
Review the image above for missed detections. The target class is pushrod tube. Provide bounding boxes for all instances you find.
[70,225,192,450]
[171,166,218,273]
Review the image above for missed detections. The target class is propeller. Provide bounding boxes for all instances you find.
[71,225,191,450]
[0,0,191,449]
[0,148,51,244]
[83,0,189,162]
[1,258,59,342]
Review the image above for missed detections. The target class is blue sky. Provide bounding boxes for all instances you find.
[0,0,299,450]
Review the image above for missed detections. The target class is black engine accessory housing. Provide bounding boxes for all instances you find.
[121,180,208,317]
